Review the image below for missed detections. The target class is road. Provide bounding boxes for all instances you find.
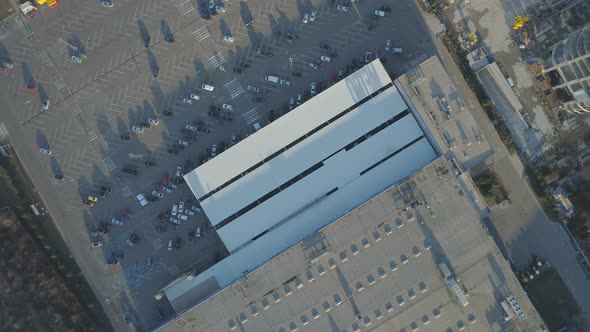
[417,6,590,323]
[0,0,436,330]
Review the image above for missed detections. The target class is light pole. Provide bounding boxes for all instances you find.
[58,37,78,51]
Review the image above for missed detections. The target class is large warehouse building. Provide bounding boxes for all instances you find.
[153,59,545,332]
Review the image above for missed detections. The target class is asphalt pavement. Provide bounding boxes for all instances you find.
[0,0,436,330]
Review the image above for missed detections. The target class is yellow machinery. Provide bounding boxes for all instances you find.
[513,15,529,30]
[37,0,59,8]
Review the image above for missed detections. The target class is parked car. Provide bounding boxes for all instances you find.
[302,13,309,23]
[132,125,144,133]
[111,218,123,225]
[100,0,113,6]
[310,9,316,21]
[168,240,173,251]
[210,144,218,157]
[145,160,156,167]
[152,191,164,198]
[42,99,50,110]
[222,104,235,111]
[308,63,318,70]
[121,167,138,175]
[91,241,103,247]
[196,226,202,237]
[251,96,263,103]
[385,39,391,52]
[163,110,174,117]
[216,5,225,12]
[311,82,317,96]
[247,85,260,92]
[320,43,331,50]
[336,5,349,11]
[223,35,234,42]
[374,10,385,17]
[233,67,242,73]
[40,148,52,155]
[186,124,197,131]
[320,55,331,62]
[289,97,295,111]
[292,71,302,77]
[176,166,183,177]
[121,134,131,140]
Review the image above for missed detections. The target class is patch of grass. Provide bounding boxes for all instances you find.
[526,268,588,331]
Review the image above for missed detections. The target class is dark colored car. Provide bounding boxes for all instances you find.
[245,18,254,27]
[97,222,111,234]
[380,5,392,12]
[292,71,302,77]
[320,43,332,50]
[106,258,119,265]
[199,4,210,19]
[233,67,242,73]
[82,199,95,207]
[327,50,338,57]
[100,185,112,194]
[175,144,185,151]
[163,110,174,117]
[251,96,263,103]
[165,35,175,43]
[175,237,182,248]
[221,114,233,122]
[140,122,150,128]
[196,127,210,134]
[121,167,138,175]
[240,62,250,68]
[184,159,191,169]
[208,111,219,118]
[260,51,273,57]
[145,160,156,167]
[188,231,195,240]
[168,148,179,155]
[121,134,131,140]
[288,32,299,39]
[147,195,158,202]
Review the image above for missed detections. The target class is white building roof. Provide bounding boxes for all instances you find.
[183,59,394,201]
[171,59,436,314]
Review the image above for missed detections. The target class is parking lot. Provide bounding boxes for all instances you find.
[0,0,435,329]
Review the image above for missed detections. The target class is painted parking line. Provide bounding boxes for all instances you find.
[208,51,227,68]
[168,264,179,275]
[152,238,165,250]
[120,186,132,198]
[224,78,244,99]
[242,108,260,124]
[175,0,196,17]
[87,130,98,142]
[192,27,211,42]
[102,156,117,172]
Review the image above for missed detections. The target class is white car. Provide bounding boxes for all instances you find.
[374,10,385,17]
[2,60,13,68]
[111,218,123,225]
[40,148,52,155]
[308,63,318,70]
[186,124,197,131]
[196,226,201,237]
[42,99,50,110]
[192,205,202,212]
[179,201,185,214]
[178,140,189,146]
[222,104,235,111]
[336,5,349,11]
[132,126,144,133]
[247,85,260,92]
[172,204,178,216]
[176,166,182,177]
[385,39,391,52]
[310,10,317,21]
[216,5,226,12]
[91,241,103,248]
[168,240,173,251]
[320,55,331,62]
[148,117,159,125]
[152,191,164,198]
[190,94,200,100]
[101,0,113,7]
[71,55,82,63]
[223,35,234,42]
[210,144,218,157]
[311,82,317,96]
[302,13,309,23]
[182,98,193,104]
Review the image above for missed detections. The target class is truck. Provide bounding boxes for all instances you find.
[265,75,279,83]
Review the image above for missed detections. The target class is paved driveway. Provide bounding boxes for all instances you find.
[0,0,436,330]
